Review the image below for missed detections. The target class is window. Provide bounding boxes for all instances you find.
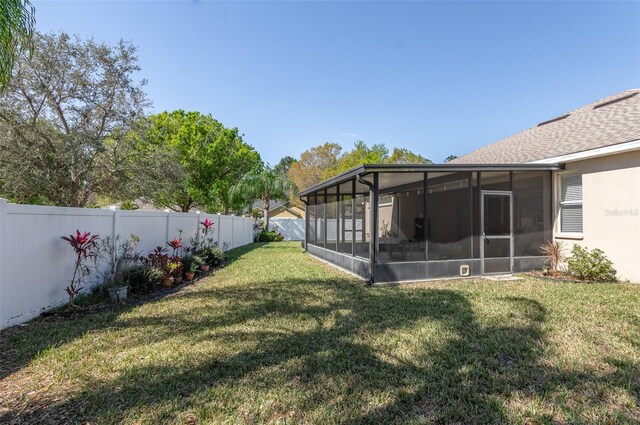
[558,172,583,234]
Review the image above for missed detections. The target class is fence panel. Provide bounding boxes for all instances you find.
[270,218,305,241]
[0,199,255,329]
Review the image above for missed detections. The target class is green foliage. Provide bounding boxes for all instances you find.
[258,230,284,242]
[133,110,263,212]
[330,141,389,175]
[232,167,296,229]
[387,148,432,165]
[567,244,617,282]
[0,32,149,207]
[119,200,139,211]
[444,155,458,163]
[0,0,35,92]
[198,245,225,267]
[124,266,163,295]
[274,156,296,177]
[182,254,205,273]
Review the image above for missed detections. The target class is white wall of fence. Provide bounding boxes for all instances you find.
[0,199,255,329]
[269,218,305,241]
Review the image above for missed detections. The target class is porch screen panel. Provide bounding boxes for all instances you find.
[326,192,338,251]
[338,180,354,254]
[307,196,316,246]
[315,193,325,248]
[354,193,369,259]
[513,171,552,256]
[481,172,511,191]
[427,172,472,260]
[376,173,425,263]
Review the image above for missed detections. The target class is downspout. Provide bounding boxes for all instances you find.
[356,173,375,285]
[300,198,308,253]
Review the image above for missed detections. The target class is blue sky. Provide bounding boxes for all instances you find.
[33,1,640,165]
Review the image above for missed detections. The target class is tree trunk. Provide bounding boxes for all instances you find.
[263,195,270,231]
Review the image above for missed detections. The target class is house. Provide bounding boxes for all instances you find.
[299,89,640,283]
[252,199,305,219]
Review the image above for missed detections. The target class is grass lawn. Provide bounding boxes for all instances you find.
[1,242,639,424]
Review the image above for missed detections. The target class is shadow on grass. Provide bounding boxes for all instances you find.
[0,242,269,382]
[1,243,639,423]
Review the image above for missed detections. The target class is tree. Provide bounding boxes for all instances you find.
[274,156,296,177]
[387,148,432,164]
[0,0,35,92]
[232,168,297,231]
[287,142,342,193]
[444,154,458,163]
[0,32,149,207]
[329,141,388,176]
[135,110,263,213]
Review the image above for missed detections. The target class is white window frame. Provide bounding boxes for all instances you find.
[555,170,583,239]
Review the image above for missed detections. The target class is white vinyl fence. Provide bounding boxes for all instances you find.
[0,199,255,329]
[269,218,305,241]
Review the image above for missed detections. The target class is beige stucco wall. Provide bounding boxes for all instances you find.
[555,150,640,282]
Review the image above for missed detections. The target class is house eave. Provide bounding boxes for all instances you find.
[297,163,563,197]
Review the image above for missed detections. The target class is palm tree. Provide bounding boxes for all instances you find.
[232,168,297,231]
[0,0,36,92]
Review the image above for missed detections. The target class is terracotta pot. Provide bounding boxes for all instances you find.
[201,265,210,272]
[161,276,173,288]
[185,272,195,281]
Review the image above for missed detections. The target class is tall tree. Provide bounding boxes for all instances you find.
[444,154,458,163]
[274,155,296,177]
[232,168,297,231]
[0,32,149,207]
[387,148,432,164]
[135,110,263,213]
[0,0,35,92]
[287,142,342,193]
[330,141,389,176]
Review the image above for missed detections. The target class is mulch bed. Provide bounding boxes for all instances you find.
[37,269,217,322]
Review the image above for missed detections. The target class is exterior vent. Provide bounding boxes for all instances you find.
[593,92,639,109]
[460,265,470,277]
[537,114,570,127]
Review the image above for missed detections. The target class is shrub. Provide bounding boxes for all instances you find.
[567,245,617,282]
[538,240,566,275]
[199,245,225,266]
[182,254,205,273]
[125,266,164,294]
[258,230,284,242]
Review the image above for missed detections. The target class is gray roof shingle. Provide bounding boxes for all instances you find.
[451,89,640,164]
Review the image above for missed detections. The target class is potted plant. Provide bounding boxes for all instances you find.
[106,281,129,302]
[182,254,203,281]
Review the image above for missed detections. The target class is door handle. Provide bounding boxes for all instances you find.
[483,232,489,244]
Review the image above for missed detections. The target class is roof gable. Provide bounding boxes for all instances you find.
[451,89,640,164]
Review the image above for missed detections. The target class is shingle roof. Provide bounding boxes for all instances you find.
[450,89,640,164]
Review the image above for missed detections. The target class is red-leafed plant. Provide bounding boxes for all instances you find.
[61,230,99,305]
[199,218,215,249]
[167,237,183,257]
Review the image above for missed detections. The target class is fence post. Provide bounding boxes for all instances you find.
[0,198,7,327]
[109,206,120,249]
[216,213,221,247]
[165,209,171,246]
[195,211,201,247]
[231,216,236,248]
